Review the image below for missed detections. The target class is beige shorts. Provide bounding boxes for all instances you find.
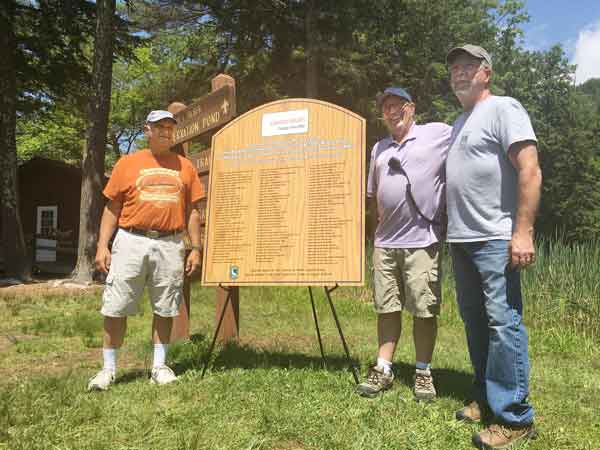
[372,244,441,318]
[101,229,186,318]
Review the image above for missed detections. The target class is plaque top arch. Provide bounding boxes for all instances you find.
[202,98,366,286]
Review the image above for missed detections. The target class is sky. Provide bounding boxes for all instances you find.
[521,0,600,84]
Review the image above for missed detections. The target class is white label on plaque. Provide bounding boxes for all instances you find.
[262,109,309,136]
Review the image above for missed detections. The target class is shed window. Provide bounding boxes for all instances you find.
[36,206,58,236]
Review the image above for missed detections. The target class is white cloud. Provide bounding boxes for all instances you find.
[573,20,600,84]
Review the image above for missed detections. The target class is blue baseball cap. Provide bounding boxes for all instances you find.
[146,110,177,124]
[377,87,413,108]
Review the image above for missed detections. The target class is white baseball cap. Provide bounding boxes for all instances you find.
[145,110,177,124]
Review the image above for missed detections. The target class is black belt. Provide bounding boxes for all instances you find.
[122,227,183,238]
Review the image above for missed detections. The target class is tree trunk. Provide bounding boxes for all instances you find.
[305,0,318,98]
[72,0,116,283]
[0,0,30,281]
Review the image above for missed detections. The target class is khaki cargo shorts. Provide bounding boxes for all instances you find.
[372,244,441,318]
[101,229,186,318]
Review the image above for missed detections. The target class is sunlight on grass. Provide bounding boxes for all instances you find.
[0,239,598,449]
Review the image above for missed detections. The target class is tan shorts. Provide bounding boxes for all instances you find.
[101,229,186,318]
[372,244,441,318]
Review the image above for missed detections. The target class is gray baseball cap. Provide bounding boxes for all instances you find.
[446,44,492,68]
[145,110,177,124]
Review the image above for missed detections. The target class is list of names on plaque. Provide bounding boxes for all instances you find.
[306,161,350,266]
[255,167,301,263]
[210,170,252,264]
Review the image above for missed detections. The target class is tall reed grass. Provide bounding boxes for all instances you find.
[521,236,600,339]
[363,237,600,339]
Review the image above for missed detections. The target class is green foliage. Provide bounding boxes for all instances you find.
[14,0,96,115]
[13,0,600,239]
[12,0,140,167]
[16,104,86,164]
[108,26,221,158]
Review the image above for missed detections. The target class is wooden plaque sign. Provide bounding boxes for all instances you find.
[202,99,365,286]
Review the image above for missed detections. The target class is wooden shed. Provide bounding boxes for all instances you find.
[1,157,97,273]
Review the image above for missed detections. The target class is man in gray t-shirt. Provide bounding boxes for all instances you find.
[446,44,542,450]
[356,87,451,401]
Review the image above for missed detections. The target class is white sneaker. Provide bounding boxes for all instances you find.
[150,365,177,385]
[87,368,116,391]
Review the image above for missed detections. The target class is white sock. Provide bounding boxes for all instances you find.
[416,361,431,371]
[103,348,117,373]
[153,343,169,368]
[377,357,393,374]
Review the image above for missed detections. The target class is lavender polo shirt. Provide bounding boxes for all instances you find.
[367,122,452,248]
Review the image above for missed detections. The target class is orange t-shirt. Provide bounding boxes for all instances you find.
[103,149,205,231]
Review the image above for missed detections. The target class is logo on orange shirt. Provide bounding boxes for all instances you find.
[135,168,183,207]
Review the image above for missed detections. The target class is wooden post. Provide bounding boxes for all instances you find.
[168,101,192,342]
[216,285,239,342]
[210,74,239,343]
[166,74,239,343]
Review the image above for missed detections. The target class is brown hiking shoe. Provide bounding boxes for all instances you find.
[472,423,537,449]
[413,368,436,402]
[356,365,394,398]
[456,400,489,423]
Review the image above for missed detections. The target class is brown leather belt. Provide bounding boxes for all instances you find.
[122,227,183,239]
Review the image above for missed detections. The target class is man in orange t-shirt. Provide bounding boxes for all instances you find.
[87,110,204,391]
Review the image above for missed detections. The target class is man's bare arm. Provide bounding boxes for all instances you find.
[188,201,203,249]
[185,200,203,275]
[95,199,123,273]
[508,141,542,268]
[367,197,378,237]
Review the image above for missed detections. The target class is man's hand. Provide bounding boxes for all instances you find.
[185,249,201,276]
[95,246,112,274]
[509,231,535,269]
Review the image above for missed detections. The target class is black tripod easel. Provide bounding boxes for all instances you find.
[201,284,360,384]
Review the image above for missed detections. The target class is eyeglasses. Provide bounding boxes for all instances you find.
[449,62,483,75]
[382,101,411,116]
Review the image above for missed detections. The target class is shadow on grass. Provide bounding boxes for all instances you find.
[171,333,359,377]
[115,369,148,384]
[393,361,473,401]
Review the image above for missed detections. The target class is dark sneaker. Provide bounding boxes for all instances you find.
[413,368,436,402]
[472,423,537,449]
[356,365,394,398]
[456,400,490,423]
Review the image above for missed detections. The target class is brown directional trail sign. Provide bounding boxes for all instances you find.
[172,86,236,146]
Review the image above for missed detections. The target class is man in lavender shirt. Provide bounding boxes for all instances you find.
[356,87,451,400]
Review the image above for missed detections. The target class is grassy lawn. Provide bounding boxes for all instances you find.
[1,245,599,450]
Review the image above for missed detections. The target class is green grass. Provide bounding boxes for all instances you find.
[0,240,599,449]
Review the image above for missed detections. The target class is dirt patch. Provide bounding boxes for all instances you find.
[0,344,149,384]
[0,280,103,299]
[0,333,35,353]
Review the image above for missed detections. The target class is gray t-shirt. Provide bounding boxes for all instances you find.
[446,96,537,242]
[367,122,451,248]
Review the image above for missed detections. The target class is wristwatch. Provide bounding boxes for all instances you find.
[191,246,202,252]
